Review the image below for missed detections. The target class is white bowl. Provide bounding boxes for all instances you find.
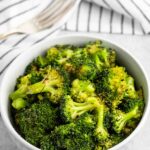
[0,34,149,150]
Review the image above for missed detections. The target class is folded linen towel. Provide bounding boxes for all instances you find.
[0,0,149,78]
[0,0,149,35]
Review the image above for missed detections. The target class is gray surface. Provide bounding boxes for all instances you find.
[1,32,150,150]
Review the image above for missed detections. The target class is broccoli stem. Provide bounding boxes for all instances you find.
[95,104,109,141]
[10,86,28,100]
[12,98,27,110]
[22,77,60,95]
[94,55,103,71]
[27,82,45,94]
[116,106,138,133]
[71,101,96,119]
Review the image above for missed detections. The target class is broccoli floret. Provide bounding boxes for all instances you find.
[94,101,109,143]
[40,114,95,150]
[35,56,49,68]
[46,45,74,67]
[96,66,138,108]
[60,96,99,123]
[12,98,27,110]
[40,135,55,150]
[75,113,96,131]
[15,100,58,146]
[46,47,59,63]
[62,48,89,74]
[77,63,97,80]
[10,42,145,150]
[124,76,138,98]
[85,41,102,54]
[27,66,68,103]
[94,48,116,71]
[71,79,96,102]
[112,98,144,133]
[70,48,88,67]
[10,74,32,100]
[57,49,74,64]
[85,41,116,71]
[10,66,69,105]
[95,134,124,150]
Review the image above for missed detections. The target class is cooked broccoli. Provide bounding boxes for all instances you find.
[46,45,74,67]
[61,48,89,74]
[96,66,138,108]
[46,47,59,63]
[10,74,32,100]
[10,41,145,150]
[85,41,102,54]
[10,66,69,104]
[85,41,116,71]
[27,66,69,104]
[60,95,99,123]
[94,101,109,143]
[77,63,97,80]
[112,98,144,133]
[69,48,88,67]
[35,55,49,68]
[12,98,27,110]
[75,113,96,131]
[40,114,95,150]
[15,100,58,146]
[95,134,124,150]
[71,79,96,102]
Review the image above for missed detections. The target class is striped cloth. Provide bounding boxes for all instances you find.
[0,0,52,34]
[0,0,149,78]
[65,0,146,35]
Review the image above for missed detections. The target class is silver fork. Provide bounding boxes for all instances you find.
[0,0,77,40]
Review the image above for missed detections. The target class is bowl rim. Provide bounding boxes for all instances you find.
[0,33,150,150]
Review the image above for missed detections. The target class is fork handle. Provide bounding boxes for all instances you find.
[0,20,38,40]
[0,32,25,40]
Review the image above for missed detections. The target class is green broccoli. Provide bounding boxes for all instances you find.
[46,47,59,63]
[35,55,49,68]
[94,101,109,143]
[77,63,97,80]
[15,100,58,146]
[62,48,89,74]
[85,41,102,54]
[95,134,124,150]
[69,48,88,67]
[46,45,74,66]
[96,66,138,108]
[10,74,32,100]
[12,98,27,110]
[112,98,144,133]
[75,113,96,131]
[60,95,99,123]
[27,66,68,103]
[40,114,95,150]
[71,79,96,102]
[10,66,69,104]
[85,41,116,71]
[10,41,145,150]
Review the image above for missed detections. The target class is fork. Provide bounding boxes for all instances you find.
[0,0,77,40]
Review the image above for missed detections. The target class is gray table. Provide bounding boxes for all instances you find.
[1,32,150,150]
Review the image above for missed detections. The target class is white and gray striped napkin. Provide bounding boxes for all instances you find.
[0,0,150,78]
[65,0,146,35]
[0,0,52,34]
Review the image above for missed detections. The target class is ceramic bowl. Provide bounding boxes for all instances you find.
[0,34,149,150]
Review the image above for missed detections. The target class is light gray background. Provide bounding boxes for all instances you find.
[0,32,150,150]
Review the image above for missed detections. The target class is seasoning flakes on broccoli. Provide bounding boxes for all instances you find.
[10,41,144,150]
